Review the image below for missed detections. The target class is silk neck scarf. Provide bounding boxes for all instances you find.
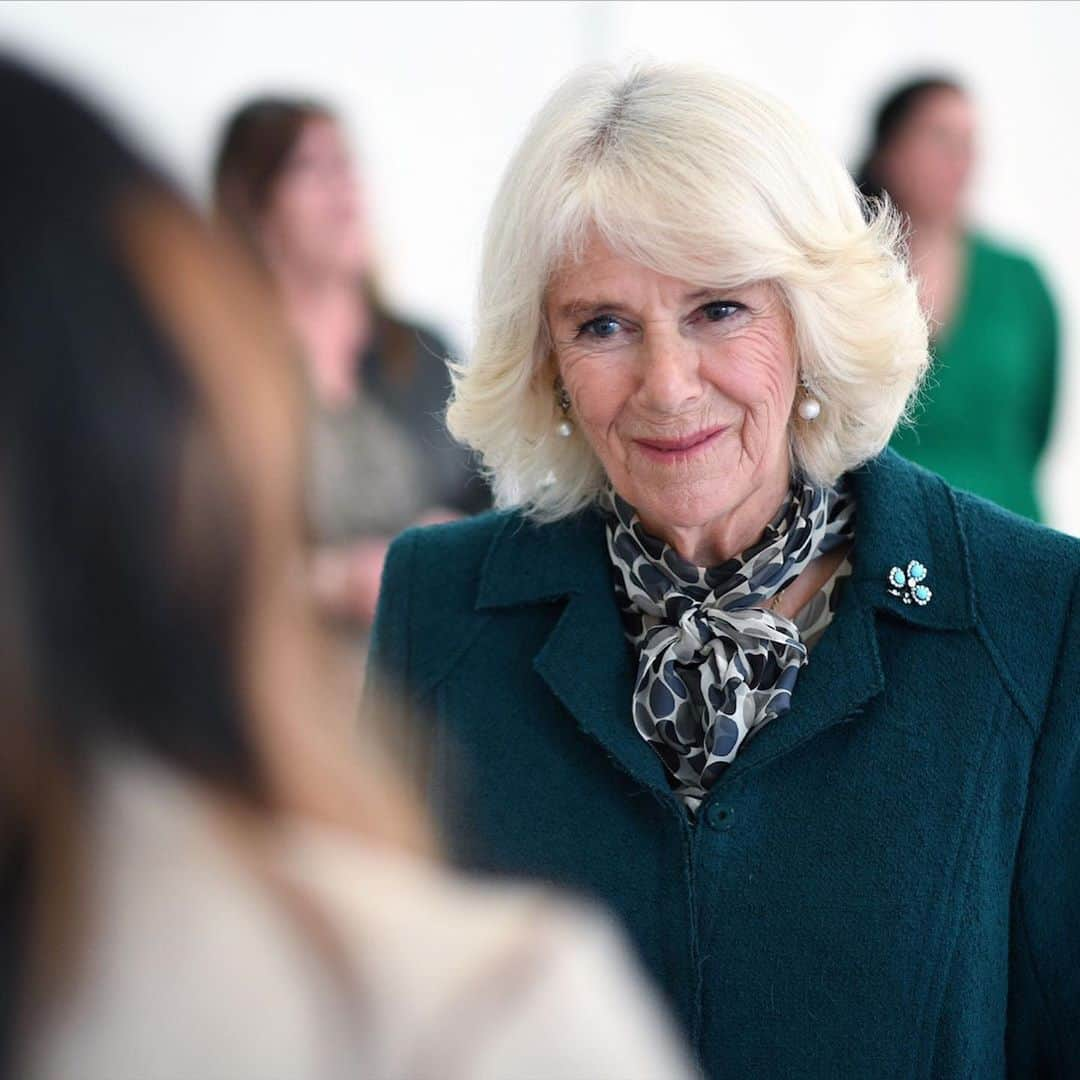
[605,477,855,814]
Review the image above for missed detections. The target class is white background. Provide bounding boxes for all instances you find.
[2,0,1077,530]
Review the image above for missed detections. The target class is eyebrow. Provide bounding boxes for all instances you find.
[554,299,624,321]
[553,287,725,322]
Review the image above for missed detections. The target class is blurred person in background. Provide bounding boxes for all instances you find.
[370,63,1080,1079]
[0,55,698,1080]
[212,97,487,635]
[858,75,1060,522]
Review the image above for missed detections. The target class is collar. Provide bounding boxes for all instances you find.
[478,450,975,633]
[473,450,975,801]
[477,508,612,610]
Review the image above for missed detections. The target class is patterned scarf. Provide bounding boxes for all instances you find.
[605,478,855,814]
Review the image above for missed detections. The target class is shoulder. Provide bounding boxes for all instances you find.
[383,311,456,373]
[372,512,512,692]
[863,449,1079,606]
[368,310,458,414]
[383,506,598,605]
[283,829,696,1080]
[27,762,339,1079]
[970,230,1036,272]
[970,230,1055,301]
[399,315,452,359]
[373,506,609,696]
[953,484,1080,612]
[952,485,1080,720]
[382,508,520,609]
[853,451,1080,724]
[286,823,610,989]
[373,509,533,693]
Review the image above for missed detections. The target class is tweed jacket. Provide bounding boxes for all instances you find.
[367,450,1080,1079]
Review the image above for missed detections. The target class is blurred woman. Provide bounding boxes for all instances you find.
[0,56,695,1080]
[857,76,1060,521]
[213,98,487,629]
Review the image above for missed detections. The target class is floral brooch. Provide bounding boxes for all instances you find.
[887,560,932,606]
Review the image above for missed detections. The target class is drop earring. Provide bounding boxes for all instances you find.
[555,377,574,437]
[797,378,822,421]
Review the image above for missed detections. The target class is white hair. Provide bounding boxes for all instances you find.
[447,62,929,520]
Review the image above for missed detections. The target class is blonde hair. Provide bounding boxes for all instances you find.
[447,62,929,520]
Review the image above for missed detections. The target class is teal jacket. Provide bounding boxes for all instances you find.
[368,450,1080,1079]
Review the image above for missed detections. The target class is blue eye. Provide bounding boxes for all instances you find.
[578,315,621,339]
[701,301,743,321]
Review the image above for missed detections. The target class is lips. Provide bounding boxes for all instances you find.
[633,426,727,460]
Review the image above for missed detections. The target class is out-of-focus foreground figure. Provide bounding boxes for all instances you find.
[213,98,487,635]
[0,56,696,1080]
[859,76,1060,521]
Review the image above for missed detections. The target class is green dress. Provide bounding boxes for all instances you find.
[890,231,1059,521]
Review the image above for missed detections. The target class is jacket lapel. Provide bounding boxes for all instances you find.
[478,510,672,797]
[533,587,672,796]
[720,450,976,783]
[476,451,975,795]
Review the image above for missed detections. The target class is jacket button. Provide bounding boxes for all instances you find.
[704,803,735,832]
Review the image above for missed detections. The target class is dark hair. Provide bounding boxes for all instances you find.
[0,55,268,1067]
[211,96,333,259]
[855,75,966,203]
[211,95,418,382]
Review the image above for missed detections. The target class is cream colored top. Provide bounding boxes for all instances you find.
[24,756,698,1080]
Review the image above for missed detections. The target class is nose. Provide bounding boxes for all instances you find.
[637,331,703,414]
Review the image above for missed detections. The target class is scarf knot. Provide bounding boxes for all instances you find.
[606,477,855,814]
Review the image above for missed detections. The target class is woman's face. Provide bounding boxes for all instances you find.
[877,89,975,225]
[546,233,799,557]
[260,117,369,280]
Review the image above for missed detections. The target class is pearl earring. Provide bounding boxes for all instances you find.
[555,378,574,437]
[797,380,822,421]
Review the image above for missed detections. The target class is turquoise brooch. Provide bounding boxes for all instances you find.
[888,560,932,606]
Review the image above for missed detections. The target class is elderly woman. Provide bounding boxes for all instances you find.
[369,64,1079,1078]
